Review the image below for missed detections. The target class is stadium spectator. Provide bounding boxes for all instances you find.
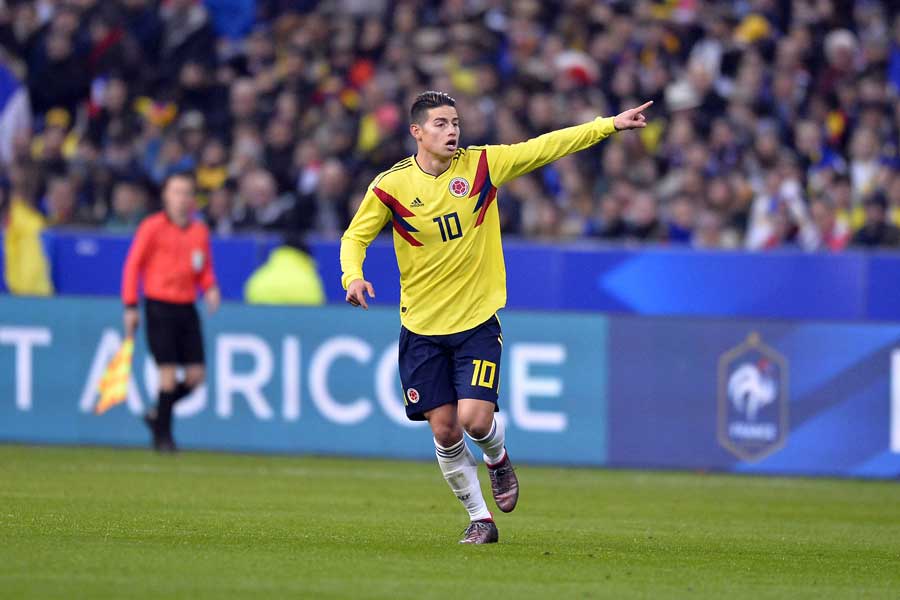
[87,7,143,79]
[195,137,229,201]
[2,167,53,295]
[887,172,900,227]
[121,0,164,71]
[26,13,90,118]
[44,175,92,228]
[158,0,216,85]
[105,179,148,232]
[302,159,353,238]
[177,110,207,162]
[625,191,667,243]
[830,174,862,232]
[226,78,260,135]
[0,59,32,166]
[808,197,850,252]
[30,108,72,177]
[852,193,900,248]
[693,209,735,249]
[176,60,226,127]
[263,116,297,194]
[590,193,626,241]
[203,183,236,236]
[87,76,140,147]
[664,194,696,245]
[244,234,325,306]
[745,169,816,250]
[233,168,294,232]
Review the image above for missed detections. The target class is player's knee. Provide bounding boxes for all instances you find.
[462,421,491,440]
[460,413,493,440]
[185,370,205,389]
[157,367,178,392]
[431,422,463,448]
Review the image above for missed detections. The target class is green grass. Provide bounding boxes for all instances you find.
[1,446,898,599]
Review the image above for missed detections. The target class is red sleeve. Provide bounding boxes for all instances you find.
[121,219,154,305]
[197,226,217,291]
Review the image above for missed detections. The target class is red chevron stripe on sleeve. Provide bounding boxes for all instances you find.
[469,150,490,197]
[373,186,423,246]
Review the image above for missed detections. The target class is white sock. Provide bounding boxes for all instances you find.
[467,417,506,466]
[434,437,492,522]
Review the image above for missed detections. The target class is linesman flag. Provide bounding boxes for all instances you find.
[95,337,134,415]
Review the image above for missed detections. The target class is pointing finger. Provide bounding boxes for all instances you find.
[634,100,654,113]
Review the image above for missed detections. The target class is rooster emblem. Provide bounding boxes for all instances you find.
[727,360,777,421]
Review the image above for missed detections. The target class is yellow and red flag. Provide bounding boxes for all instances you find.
[95,337,134,415]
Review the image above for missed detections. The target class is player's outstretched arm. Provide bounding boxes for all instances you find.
[613,101,653,131]
[345,279,376,310]
[483,100,654,187]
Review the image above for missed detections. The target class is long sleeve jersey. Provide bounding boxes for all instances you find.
[340,116,618,335]
[121,212,217,306]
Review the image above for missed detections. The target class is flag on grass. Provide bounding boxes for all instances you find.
[95,337,134,414]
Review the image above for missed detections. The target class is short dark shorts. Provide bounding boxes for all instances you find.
[144,298,205,366]
[399,314,503,421]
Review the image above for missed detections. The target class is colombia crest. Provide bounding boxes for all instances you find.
[449,177,470,197]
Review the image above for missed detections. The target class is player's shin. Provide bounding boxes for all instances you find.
[157,390,178,439]
[467,417,506,466]
[434,437,492,522]
[173,382,192,403]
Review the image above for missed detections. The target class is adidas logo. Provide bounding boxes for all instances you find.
[410,197,424,208]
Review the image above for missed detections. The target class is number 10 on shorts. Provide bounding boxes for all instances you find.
[471,359,497,388]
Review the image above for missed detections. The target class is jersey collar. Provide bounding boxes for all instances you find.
[412,154,457,181]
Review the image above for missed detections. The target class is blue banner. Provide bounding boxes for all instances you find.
[0,297,607,464]
[3,296,899,478]
[608,317,900,478]
[15,231,900,321]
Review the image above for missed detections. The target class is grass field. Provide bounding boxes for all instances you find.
[1,445,898,599]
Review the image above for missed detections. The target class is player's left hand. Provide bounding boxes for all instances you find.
[613,101,653,131]
[205,286,221,315]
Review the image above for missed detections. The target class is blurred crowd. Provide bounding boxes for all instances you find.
[1,0,900,251]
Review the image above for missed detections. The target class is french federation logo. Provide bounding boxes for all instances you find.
[449,177,470,198]
[717,332,789,462]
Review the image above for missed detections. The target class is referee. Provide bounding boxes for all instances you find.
[121,172,220,452]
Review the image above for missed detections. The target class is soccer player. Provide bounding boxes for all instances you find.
[340,91,651,544]
[122,172,220,452]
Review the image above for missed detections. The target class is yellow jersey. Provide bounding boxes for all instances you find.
[340,116,618,335]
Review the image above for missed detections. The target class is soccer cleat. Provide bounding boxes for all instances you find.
[142,410,177,453]
[156,438,178,453]
[487,451,519,513]
[459,519,499,544]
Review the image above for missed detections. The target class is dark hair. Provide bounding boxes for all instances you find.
[833,173,851,186]
[864,191,887,211]
[410,91,456,124]
[162,171,196,190]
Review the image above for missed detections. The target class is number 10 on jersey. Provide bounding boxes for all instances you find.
[433,212,462,242]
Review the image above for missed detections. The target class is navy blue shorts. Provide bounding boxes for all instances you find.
[399,314,503,421]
